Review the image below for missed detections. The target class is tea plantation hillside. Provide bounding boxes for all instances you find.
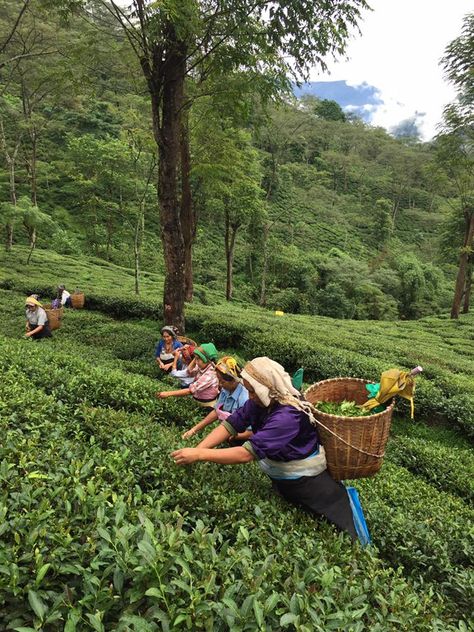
[0,251,473,630]
[2,248,474,439]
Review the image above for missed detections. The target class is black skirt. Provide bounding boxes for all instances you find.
[272,471,357,540]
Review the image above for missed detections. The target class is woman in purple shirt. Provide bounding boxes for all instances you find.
[172,357,357,540]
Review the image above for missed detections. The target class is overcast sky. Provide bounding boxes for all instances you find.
[310,0,472,140]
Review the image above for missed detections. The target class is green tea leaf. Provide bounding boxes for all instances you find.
[28,590,47,620]
[36,563,51,585]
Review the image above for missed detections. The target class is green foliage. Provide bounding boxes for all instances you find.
[50,228,83,255]
[316,400,373,416]
[0,339,470,629]
[0,3,473,620]
[387,435,474,503]
[313,98,347,122]
[441,11,474,129]
[397,254,427,319]
[314,281,355,319]
[0,0,459,318]
[3,248,473,439]
[371,198,393,248]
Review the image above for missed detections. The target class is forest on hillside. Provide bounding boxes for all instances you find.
[1,1,473,322]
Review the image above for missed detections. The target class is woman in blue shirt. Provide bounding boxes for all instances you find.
[154,325,183,372]
[182,356,248,439]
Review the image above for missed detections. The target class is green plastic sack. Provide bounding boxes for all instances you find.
[292,367,304,391]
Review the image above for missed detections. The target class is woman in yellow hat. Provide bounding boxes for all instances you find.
[24,296,52,340]
[182,356,249,439]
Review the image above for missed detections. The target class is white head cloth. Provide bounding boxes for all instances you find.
[241,357,299,407]
[241,357,317,425]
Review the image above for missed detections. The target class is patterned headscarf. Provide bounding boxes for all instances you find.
[241,357,317,424]
[181,345,196,364]
[215,356,241,381]
[161,325,178,339]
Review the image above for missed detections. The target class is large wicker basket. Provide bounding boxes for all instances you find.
[43,304,64,331]
[178,335,197,347]
[304,377,395,481]
[71,292,85,309]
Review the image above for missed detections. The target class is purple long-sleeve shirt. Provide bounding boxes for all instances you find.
[224,400,319,461]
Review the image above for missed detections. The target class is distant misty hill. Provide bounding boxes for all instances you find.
[293,80,383,121]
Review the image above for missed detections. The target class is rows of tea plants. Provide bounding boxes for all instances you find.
[1,332,473,629]
[386,436,474,502]
[1,255,473,629]
[3,257,473,437]
[0,246,220,308]
[186,306,474,438]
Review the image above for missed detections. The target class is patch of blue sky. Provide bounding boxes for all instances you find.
[293,80,383,122]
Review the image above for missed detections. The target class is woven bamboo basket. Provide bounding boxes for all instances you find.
[43,304,64,331]
[178,335,197,347]
[71,292,85,309]
[304,377,395,481]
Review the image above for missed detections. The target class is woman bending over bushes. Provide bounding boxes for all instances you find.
[24,296,52,340]
[182,356,249,440]
[172,357,357,540]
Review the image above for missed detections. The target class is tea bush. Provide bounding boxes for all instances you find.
[387,436,474,502]
[1,252,474,629]
[2,260,474,439]
[0,338,197,424]
[0,387,467,631]
[1,331,473,628]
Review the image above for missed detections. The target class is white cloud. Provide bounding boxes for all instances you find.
[311,0,472,139]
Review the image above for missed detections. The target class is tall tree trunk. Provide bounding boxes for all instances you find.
[1,118,21,251]
[451,212,474,319]
[180,111,195,302]
[8,159,17,207]
[224,210,239,301]
[5,224,13,251]
[260,223,270,306]
[29,128,38,206]
[26,226,36,265]
[5,156,17,252]
[152,33,187,332]
[134,205,145,295]
[106,215,113,261]
[462,259,472,314]
[21,76,38,206]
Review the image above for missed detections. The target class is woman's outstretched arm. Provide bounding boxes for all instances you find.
[172,445,254,466]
